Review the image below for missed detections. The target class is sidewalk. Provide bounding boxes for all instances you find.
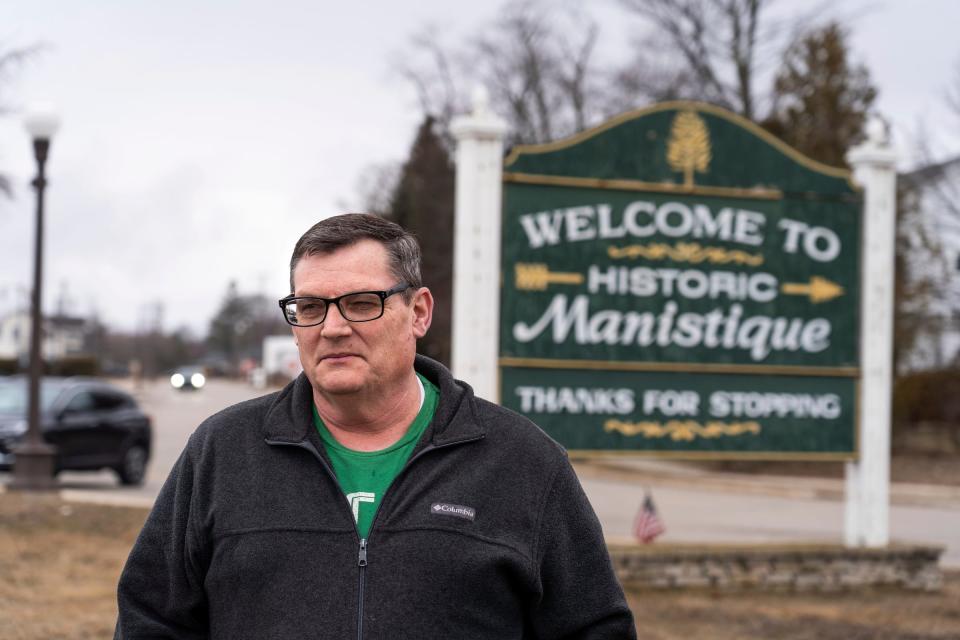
[573,458,960,568]
[0,475,156,509]
[3,457,955,511]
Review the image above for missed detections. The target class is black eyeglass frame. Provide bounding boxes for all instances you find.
[278,282,412,327]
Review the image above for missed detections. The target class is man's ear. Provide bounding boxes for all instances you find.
[411,287,434,338]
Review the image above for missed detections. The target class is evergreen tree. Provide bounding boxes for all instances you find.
[761,23,877,167]
[207,281,288,372]
[389,117,455,365]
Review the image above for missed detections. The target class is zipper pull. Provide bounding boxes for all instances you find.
[358,538,368,567]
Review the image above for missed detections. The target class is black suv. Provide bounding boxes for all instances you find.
[0,377,152,485]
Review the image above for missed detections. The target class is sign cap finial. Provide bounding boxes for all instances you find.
[865,115,888,145]
[471,85,491,117]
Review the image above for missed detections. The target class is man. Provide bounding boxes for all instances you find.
[115,213,636,639]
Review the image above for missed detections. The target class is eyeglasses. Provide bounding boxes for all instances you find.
[279,282,412,327]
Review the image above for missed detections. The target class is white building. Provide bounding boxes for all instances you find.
[0,311,92,362]
[262,334,302,380]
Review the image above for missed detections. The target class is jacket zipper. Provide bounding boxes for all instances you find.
[265,440,367,637]
[357,537,367,640]
[267,433,484,640]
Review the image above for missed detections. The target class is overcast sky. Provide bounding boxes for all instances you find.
[1,0,958,337]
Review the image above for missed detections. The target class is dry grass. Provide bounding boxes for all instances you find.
[0,491,147,640]
[627,577,960,640]
[1,491,958,639]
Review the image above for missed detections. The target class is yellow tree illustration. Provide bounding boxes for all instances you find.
[667,110,711,188]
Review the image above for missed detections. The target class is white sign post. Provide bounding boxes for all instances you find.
[844,118,899,547]
[450,88,507,401]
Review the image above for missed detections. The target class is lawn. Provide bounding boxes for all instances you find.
[2,491,958,639]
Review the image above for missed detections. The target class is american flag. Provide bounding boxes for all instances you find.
[633,491,666,544]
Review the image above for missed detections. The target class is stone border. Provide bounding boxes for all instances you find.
[608,543,944,592]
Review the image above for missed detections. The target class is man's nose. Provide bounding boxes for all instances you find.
[320,303,352,337]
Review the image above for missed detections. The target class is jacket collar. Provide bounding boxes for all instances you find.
[261,354,486,446]
[412,354,485,447]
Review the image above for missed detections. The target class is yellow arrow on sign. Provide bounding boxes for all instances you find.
[515,263,584,291]
[781,276,845,303]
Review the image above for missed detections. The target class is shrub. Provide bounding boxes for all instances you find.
[893,369,960,424]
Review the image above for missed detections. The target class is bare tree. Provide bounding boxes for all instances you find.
[0,43,41,198]
[894,175,952,373]
[898,56,960,370]
[396,26,468,150]
[395,0,602,146]
[616,0,766,118]
[602,34,696,115]
[555,21,598,133]
[938,56,960,223]
[889,55,960,372]
[615,0,833,120]
[344,160,403,218]
[471,3,599,144]
[947,57,960,120]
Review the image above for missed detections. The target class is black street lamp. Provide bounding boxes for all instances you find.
[10,104,61,491]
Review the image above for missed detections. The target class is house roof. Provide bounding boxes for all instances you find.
[902,154,960,185]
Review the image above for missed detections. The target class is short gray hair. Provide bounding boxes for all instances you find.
[289,213,422,296]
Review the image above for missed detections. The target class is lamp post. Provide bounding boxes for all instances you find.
[10,104,61,490]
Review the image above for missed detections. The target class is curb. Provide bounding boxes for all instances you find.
[0,480,155,509]
[59,489,155,509]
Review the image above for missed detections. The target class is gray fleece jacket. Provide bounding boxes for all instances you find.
[115,355,636,639]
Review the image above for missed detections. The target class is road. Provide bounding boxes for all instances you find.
[51,378,254,503]
[13,377,959,568]
[578,473,960,568]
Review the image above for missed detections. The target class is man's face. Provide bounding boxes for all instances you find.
[291,239,432,400]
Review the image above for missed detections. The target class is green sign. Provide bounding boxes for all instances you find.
[500,367,856,456]
[499,102,861,459]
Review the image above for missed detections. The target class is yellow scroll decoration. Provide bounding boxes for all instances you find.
[607,242,764,266]
[515,263,585,291]
[604,419,761,441]
[667,110,712,188]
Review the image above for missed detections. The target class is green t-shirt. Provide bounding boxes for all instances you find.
[314,373,439,538]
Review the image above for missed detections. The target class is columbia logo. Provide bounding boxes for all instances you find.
[430,503,476,522]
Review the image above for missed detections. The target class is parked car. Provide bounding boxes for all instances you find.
[0,376,152,485]
[170,366,206,391]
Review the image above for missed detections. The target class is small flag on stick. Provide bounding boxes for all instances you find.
[633,490,666,544]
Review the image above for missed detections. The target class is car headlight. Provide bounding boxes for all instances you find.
[171,373,185,388]
[190,373,206,389]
